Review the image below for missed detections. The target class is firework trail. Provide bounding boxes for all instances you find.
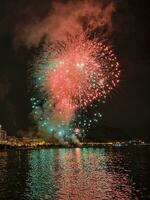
[29,1,120,143]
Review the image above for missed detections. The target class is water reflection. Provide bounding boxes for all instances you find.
[1,147,150,199]
[25,148,138,200]
[0,150,30,199]
[0,151,8,195]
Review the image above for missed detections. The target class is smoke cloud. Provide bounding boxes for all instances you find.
[15,0,116,48]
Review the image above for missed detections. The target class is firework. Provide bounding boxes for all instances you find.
[31,33,120,142]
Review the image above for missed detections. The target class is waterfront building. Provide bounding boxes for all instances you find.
[0,125,7,141]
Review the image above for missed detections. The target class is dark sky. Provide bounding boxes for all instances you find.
[0,0,150,140]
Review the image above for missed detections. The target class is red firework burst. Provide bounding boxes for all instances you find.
[43,34,120,121]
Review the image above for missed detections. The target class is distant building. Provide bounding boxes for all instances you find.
[21,137,45,147]
[7,136,17,143]
[0,125,7,141]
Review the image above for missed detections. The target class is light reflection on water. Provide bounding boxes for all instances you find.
[0,147,150,200]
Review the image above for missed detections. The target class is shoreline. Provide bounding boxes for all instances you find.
[0,143,149,151]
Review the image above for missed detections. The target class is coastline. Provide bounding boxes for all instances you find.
[0,142,148,151]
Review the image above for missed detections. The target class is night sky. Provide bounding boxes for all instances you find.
[0,0,150,141]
